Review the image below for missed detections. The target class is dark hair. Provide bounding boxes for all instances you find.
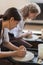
[0,7,21,21]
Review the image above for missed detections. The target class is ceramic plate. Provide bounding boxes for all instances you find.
[12,51,34,62]
[23,34,39,41]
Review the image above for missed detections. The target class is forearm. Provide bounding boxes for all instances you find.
[0,51,17,58]
[17,32,32,38]
[18,33,27,38]
[12,33,26,39]
[3,42,19,51]
[0,51,11,58]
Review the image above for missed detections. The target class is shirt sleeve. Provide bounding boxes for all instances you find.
[3,28,9,42]
[10,20,25,38]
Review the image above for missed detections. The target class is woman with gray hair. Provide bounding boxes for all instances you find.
[11,2,41,37]
[21,3,41,20]
[10,3,41,48]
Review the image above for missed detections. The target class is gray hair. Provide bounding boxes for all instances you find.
[21,3,41,18]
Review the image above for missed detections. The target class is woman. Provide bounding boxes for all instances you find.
[10,3,41,48]
[0,7,26,58]
[11,3,41,37]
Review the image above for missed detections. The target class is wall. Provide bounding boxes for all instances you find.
[0,0,28,14]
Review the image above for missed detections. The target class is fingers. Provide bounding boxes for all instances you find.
[17,50,26,57]
[14,45,27,57]
[19,45,26,51]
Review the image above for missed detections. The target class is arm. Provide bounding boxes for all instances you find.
[18,31,32,38]
[3,28,19,50]
[11,32,30,39]
[3,28,27,51]
[0,50,26,58]
[0,51,15,58]
[18,33,29,38]
[0,46,26,58]
[3,41,19,50]
[8,32,32,48]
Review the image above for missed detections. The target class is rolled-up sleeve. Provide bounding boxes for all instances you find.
[4,28,9,42]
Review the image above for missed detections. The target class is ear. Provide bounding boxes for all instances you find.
[10,17,14,22]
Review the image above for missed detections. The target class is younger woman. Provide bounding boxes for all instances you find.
[0,7,26,58]
[2,7,32,48]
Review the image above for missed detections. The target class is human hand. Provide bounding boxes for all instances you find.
[24,31,33,38]
[15,49,26,57]
[18,45,26,51]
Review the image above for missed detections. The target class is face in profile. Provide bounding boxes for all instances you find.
[28,12,38,20]
[2,17,19,29]
[9,17,19,29]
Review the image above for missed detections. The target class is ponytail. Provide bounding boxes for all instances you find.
[0,14,7,21]
[0,15,3,19]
